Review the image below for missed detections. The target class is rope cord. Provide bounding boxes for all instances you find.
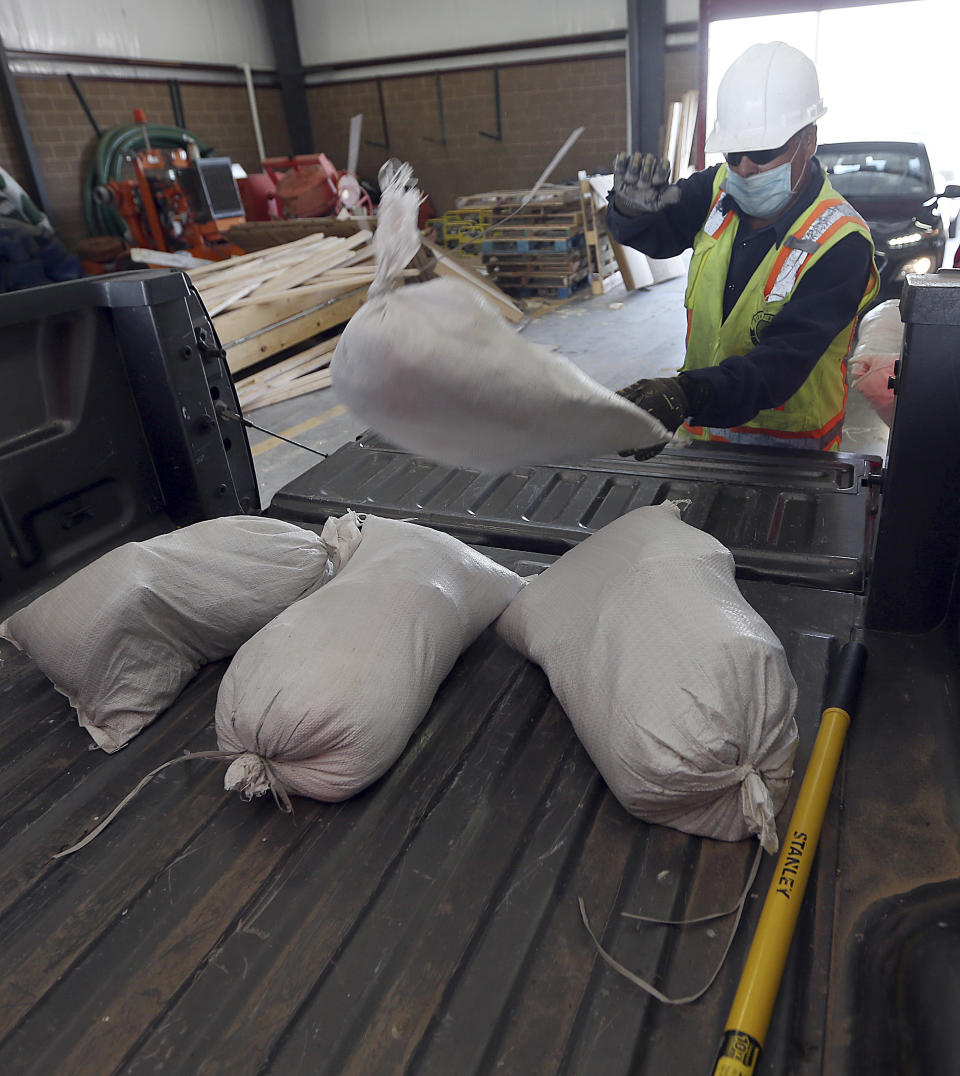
[578,841,764,1005]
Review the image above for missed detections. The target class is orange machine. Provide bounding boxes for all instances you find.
[94,110,246,263]
[263,154,374,219]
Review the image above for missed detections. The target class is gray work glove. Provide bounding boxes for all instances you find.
[612,152,682,217]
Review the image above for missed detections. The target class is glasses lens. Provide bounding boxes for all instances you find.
[725,140,791,168]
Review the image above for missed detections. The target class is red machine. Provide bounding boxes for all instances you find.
[263,154,374,219]
[94,110,246,264]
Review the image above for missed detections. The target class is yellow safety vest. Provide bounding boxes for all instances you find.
[682,165,880,450]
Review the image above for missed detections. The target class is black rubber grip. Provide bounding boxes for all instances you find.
[826,641,868,718]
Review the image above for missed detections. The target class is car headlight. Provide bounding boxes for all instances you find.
[888,232,923,247]
[897,256,934,279]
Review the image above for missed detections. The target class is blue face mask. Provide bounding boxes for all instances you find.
[721,146,801,219]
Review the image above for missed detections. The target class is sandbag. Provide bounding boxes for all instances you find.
[496,503,798,853]
[332,162,668,472]
[0,514,361,752]
[216,514,523,802]
[848,299,902,426]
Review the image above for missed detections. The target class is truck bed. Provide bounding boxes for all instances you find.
[1,438,958,1075]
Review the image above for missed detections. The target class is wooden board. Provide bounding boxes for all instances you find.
[222,287,367,374]
[247,231,372,300]
[225,216,376,252]
[422,239,524,323]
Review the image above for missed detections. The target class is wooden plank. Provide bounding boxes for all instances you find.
[225,216,375,252]
[248,230,372,299]
[196,243,343,314]
[676,90,699,181]
[238,367,334,411]
[588,178,656,291]
[578,176,604,296]
[234,337,340,391]
[186,232,330,281]
[228,271,378,312]
[213,278,367,345]
[223,287,367,374]
[422,239,524,323]
[661,100,682,179]
[205,279,265,317]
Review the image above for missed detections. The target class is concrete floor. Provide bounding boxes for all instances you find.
[244,268,893,509]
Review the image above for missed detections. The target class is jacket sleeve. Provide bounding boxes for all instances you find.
[605,165,719,258]
[682,232,875,429]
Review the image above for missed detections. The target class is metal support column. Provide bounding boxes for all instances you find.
[626,0,666,156]
[0,31,54,223]
[261,0,313,156]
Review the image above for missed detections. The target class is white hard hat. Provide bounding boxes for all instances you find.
[705,41,826,154]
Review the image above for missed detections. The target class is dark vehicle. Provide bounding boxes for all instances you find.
[818,140,960,301]
[1,268,960,1074]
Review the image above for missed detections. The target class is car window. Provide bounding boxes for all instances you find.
[819,148,933,197]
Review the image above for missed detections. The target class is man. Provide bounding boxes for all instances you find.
[607,41,879,455]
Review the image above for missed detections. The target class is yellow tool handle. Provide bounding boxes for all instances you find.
[712,641,867,1076]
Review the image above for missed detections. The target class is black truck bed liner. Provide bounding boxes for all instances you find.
[5,265,960,1075]
[3,435,958,1076]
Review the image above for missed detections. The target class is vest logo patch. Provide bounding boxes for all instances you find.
[750,309,775,346]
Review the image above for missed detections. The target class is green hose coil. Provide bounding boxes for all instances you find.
[83,124,213,238]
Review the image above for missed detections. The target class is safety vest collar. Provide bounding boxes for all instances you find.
[763,192,867,302]
[703,189,736,239]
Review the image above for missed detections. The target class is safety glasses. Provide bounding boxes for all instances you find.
[724,138,793,168]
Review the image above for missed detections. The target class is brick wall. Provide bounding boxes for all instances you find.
[0,47,697,253]
[307,49,699,216]
[0,75,288,252]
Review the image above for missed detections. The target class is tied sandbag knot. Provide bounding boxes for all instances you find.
[53,748,294,860]
[224,752,293,814]
[739,766,778,855]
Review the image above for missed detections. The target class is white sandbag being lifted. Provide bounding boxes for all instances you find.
[497,503,799,853]
[332,162,669,472]
[0,514,362,752]
[216,514,523,803]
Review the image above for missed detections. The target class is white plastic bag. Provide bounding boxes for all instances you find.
[0,514,361,752]
[496,503,798,853]
[216,514,523,802]
[332,162,668,472]
[848,299,902,426]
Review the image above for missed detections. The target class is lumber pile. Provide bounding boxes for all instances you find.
[188,220,522,412]
[187,230,376,410]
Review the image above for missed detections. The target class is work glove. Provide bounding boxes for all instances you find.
[617,374,702,461]
[612,152,682,217]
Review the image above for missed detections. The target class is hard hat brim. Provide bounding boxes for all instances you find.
[705,104,826,155]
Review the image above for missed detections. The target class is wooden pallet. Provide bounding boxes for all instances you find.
[481,235,586,254]
[578,177,605,295]
[484,217,584,239]
[455,185,582,211]
[483,252,587,274]
[489,209,584,227]
[488,268,588,289]
[499,278,589,299]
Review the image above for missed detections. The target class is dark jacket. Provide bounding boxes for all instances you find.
[605,159,874,429]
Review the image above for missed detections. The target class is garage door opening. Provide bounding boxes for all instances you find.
[703,0,959,455]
